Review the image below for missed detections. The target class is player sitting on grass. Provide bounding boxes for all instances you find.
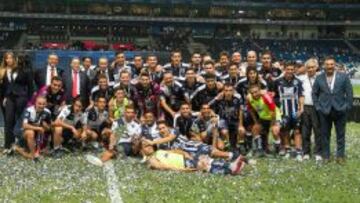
[140,140,248,175]
[81,96,111,150]
[14,96,51,162]
[52,97,84,158]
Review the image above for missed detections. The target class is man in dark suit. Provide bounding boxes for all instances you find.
[34,53,63,90]
[63,57,90,107]
[91,57,114,88]
[312,56,353,163]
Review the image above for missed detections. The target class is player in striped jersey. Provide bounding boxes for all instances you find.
[274,62,304,160]
[14,96,52,161]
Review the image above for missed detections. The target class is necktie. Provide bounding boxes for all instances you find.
[72,70,78,98]
[50,67,56,80]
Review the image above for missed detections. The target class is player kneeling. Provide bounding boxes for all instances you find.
[52,97,84,158]
[81,96,111,150]
[14,96,51,162]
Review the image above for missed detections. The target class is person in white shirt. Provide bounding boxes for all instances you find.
[298,58,321,161]
[109,105,141,156]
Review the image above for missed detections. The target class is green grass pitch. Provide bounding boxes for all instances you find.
[0,122,360,202]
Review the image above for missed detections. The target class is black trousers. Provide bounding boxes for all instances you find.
[4,96,27,149]
[318,108,347,159]
[301,105,321,156]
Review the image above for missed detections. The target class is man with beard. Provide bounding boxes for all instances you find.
[160,72,186,125]
[273,62,304,160]
[14,96,51,161]
[28,76,66,121]
[174,103,198,139]
[200,60,222,81]
[181,68,204,102]
[210,84,245,152]
[92,57,115,87]
[109,105,141,156]
[90,74,114,107]
[247,84,282,157]
[190,104,226,150]
[258,51,282,92]
[235,67,268,152]
[141,112,161,141]
[113,70,135,97]
[215,51,230,77]
[191,73,222,111]
[131,72,161,119]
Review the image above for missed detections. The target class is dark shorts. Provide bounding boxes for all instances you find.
[243,112,254,130]
[209,159,231,175]
[281,116,301,131]
[119,142,133,156]
[259,119,272,136]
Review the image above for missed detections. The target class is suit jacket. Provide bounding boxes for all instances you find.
[91,67,115,88]
[62,68,90,105]
[312,71,353,114]
[2,69,34,99]
[34,66,64,90]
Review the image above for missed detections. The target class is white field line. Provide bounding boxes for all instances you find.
[103,161,123,203]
